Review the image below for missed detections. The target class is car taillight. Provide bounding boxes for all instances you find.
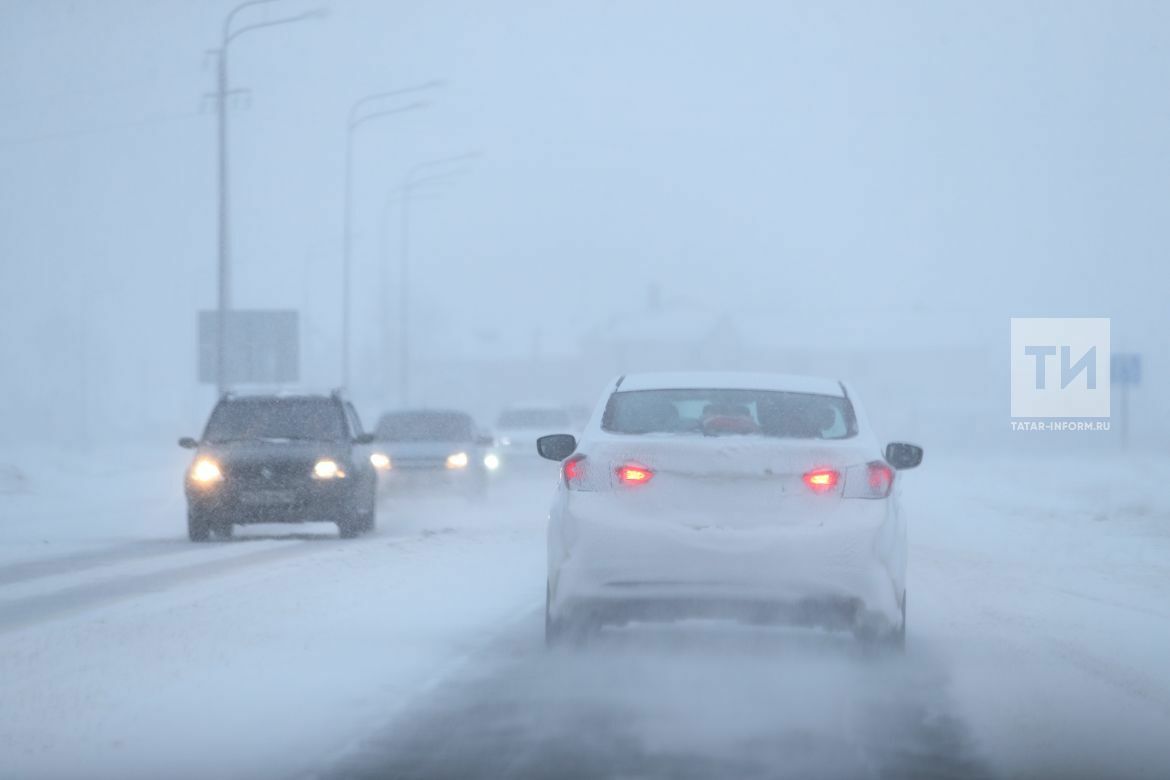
[616,464,654,486]
[843,461,895,499]
[563,454,586,488]
[802,468,840,494]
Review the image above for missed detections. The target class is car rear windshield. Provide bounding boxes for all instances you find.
[601,388,858,439]
[203,398,345,443]
[496,409,571,429]
[376,412,473,442]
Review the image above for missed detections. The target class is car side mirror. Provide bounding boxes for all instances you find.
[537,434,577,461]
[885,442,923,470]
[477,435,495,447]
[179,437,199,449]
[353,433,375,445]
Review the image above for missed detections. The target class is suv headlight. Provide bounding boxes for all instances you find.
[370,452,392,471]
[189,458,223,484]
[313,459,346,479]
[445,452,469,470]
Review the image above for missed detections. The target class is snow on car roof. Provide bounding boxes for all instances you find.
[616,372,845,397]
[500,401,571,411]
[380,408,473,419]
[223,385,342,399]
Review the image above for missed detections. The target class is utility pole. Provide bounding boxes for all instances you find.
[378,173,458,399]
[399,183,412,406]
[340,82,439,390]
[211,0,322,392]
[215,39,230,394]
[397,152,480,406]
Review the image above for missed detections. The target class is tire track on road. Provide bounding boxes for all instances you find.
[0,540,198,586]
[0,537,354,634]
[327,620,992,780]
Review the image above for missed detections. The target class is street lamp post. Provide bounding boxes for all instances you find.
[340,82,440,391]
[377,173,460,398]
[396,152,480,406]
[213,0,321,393]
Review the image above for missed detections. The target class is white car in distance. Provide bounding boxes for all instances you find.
[494,403,577,470]
[537,372,923,648]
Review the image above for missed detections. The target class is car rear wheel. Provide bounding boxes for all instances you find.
[545,607,561,647]
[211,522,234,540]
[187,510,210,542]
[855,591,906,652]
[544,582,562,646]
[892,590,907,649]
[545,583,596,647]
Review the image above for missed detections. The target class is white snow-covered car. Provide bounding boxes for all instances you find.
[538,372,923,647]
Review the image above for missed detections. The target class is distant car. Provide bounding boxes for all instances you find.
[179,392,378,541]
[494,404,576,470]
[373,410,493,498]
[538,372,923,648]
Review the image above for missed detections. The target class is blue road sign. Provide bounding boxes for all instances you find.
[1111,353,1141,386]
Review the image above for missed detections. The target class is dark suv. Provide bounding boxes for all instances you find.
[179,392,378,541]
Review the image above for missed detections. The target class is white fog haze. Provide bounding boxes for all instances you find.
[1,2,1168,779]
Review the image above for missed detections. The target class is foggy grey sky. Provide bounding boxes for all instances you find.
[2,0,1168,437]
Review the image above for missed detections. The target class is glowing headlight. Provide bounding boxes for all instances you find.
[483,453,500,471]
[189,458,223,484]
[313,459,346,479]
[370,452,392,471]
[445,451,469,470]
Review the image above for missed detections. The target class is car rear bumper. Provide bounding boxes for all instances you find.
[549,497,905,632]
[553,594,873,634]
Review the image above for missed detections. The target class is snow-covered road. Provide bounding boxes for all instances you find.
[0,455,549,779]
[326,615,990,779]
[1,449,1168,778]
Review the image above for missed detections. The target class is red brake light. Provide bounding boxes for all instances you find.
[563,455,585,487]
[842,461,895,499]
[867,463,894,496]
[616,464,654,486]
[802,468,840,494]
